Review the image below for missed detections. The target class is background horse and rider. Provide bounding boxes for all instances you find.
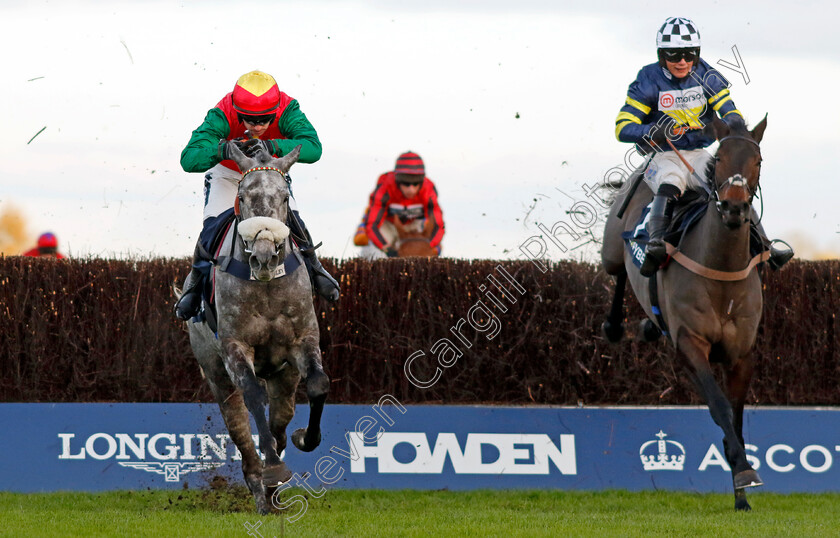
[178,143,329,514]
[601,116,771,510]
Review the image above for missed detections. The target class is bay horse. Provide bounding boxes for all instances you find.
[392,217,439,257]
[180,143,329,514]
[601,116,768,511]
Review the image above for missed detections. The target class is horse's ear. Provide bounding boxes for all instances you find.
[712,116,730,141]
[276,144,302,172]
[227,140,254,170]
[751,114,768,144]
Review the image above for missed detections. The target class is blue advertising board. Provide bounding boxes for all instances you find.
[1,402,839,493]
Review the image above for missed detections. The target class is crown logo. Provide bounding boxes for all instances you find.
[639,430,686,471]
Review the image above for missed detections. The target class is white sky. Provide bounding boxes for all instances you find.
[2,0,838,261]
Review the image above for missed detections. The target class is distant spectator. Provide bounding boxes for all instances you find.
[23,232,65,259]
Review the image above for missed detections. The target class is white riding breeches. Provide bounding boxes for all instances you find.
[202,163,298,221]
[643,149,713,195]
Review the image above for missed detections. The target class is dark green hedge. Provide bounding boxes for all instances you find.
[1,256,837,405]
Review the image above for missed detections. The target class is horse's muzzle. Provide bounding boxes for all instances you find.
[249,240,283,281]
[716,200,750,229]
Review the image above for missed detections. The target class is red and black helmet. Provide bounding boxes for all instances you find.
[232,71,281,116]
[37,232,58,248]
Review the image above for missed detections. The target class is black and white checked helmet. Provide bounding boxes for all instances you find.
[656,17,701,49]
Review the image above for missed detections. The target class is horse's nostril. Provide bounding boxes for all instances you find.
[249,256,261,273]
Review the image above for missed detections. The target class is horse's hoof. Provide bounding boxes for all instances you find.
[734,469,763,489]
[292,427,321,452]
[735,498,752,511]
[602,319,624,343]
[263,462,293,487]
[638,319,661,342]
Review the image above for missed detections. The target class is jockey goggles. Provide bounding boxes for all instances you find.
[662,48,699,63]
[397,178,424,187]
[238,113,276,126]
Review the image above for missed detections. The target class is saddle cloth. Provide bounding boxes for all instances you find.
[621,190,708,270]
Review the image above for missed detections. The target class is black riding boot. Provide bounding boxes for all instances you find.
[640,185,680,277]
[289,211,340,302]
[174,242,206,321]
[750,209,794,270]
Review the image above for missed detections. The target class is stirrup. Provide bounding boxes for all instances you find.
[174,288,202,321]
[768,239,794,271]
[312,269,340,302]
[640,241,666,277]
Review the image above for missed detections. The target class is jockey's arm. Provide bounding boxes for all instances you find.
[615,74,655,145]
[425,189,445,249]
[364,185,390,250]
[180,101,322,173]
[180,108,230,173]
[274,100,322,164]
[703,69,743,125]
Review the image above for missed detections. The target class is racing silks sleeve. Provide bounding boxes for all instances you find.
[615,70,655,144]
[180,108,230,173]
[364,182,391,250]
[423,184,445,249]
[273,100,322,163]
[180,101,322,173]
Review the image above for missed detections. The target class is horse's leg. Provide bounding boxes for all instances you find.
[222,340,284,469]
[291,340,330,452]
[724,354,760,511]
[262,365,300,487]
[201,369,269,514]
[676,331,759,499]
[601,271,626,343]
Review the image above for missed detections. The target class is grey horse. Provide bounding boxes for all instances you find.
[182,142,329,514]
[601,117,768,511]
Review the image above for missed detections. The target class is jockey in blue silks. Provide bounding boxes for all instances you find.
[615,17,793,276]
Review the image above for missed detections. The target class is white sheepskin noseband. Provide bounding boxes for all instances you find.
[238,217,290,244]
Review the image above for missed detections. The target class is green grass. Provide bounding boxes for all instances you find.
[2,488,839,538]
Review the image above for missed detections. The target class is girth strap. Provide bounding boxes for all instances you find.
[648,272,670,338]
[665,243,770,282]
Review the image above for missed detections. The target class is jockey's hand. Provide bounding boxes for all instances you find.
[647,124,668,147]
[384,246,398,258]
[671,125,690,136]
[239,139,275,158]
[218,139,233,160]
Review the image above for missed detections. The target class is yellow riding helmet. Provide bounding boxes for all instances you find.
[232,71,281,115]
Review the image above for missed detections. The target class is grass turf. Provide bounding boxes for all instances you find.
[1,487,839,537]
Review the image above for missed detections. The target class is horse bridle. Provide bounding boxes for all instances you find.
[235,165,293,256]
[709,135,761,213]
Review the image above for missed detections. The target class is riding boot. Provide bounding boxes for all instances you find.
[288,210,340,302]
[174,242,206,321]
[750,211,794,271]
[639,185,680,277]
